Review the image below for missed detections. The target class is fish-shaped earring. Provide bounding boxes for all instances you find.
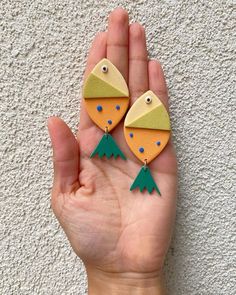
[83,58,129,159]
[124,90,171,194]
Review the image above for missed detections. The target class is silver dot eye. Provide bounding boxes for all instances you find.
[101,65,108,73]
[145,96,152,104]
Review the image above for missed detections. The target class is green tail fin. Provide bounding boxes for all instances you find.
[130,166,161,195]
[90,134,126,160]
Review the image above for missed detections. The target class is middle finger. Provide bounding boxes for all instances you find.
[107,8,129,82]
[128,23,149,103]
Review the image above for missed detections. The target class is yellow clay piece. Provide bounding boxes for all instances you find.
[83,58,129,98]
[124,90,162,126]
[124,127,170,164]
[84,97,129,131]
[83,73,128,98]
[126,104,170,130]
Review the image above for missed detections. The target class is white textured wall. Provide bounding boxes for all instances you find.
[1,0,235,294]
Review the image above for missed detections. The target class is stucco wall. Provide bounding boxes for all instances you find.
[1,0,235,294]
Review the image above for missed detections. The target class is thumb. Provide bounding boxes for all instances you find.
[47,117,80,196]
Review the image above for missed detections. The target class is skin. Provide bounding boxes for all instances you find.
[48,8,177,295]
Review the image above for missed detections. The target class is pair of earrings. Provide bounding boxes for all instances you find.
[83,59,170,194]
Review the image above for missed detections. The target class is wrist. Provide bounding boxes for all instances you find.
[86,266,167,295]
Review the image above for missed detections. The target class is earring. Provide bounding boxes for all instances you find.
[83,58,129,159]
[124,90,171,194]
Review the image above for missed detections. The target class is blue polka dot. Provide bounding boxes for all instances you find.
[107,120,112,125]
[129,133,134,138]
[156,141,161,146]
[139,147,144,153]
[97,105,103,112]
[116,105,120,110]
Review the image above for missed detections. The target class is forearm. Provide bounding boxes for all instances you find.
[86,267,167,295]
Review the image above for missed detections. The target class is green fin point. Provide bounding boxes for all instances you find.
[130,166,161,195]
[90,134,126,160]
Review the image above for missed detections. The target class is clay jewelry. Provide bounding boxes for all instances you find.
[83,58,129,159]
[124,90,171,194]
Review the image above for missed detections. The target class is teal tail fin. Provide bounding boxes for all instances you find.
[90,134,126,160]
[130,166,161,195]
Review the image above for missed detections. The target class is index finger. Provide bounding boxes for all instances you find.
[79,32,107,131]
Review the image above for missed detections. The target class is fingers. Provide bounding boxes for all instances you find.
[129,23,149,102]
[83,32,107,81]
[48,117,80,195]
[148,60,176,174]
[80,32,107,131]
[107,8,129,82]
[148,60,169,111]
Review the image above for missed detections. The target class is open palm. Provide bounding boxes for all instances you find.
[48,8,177,280]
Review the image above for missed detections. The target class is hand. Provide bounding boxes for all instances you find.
[48,8,177,295]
